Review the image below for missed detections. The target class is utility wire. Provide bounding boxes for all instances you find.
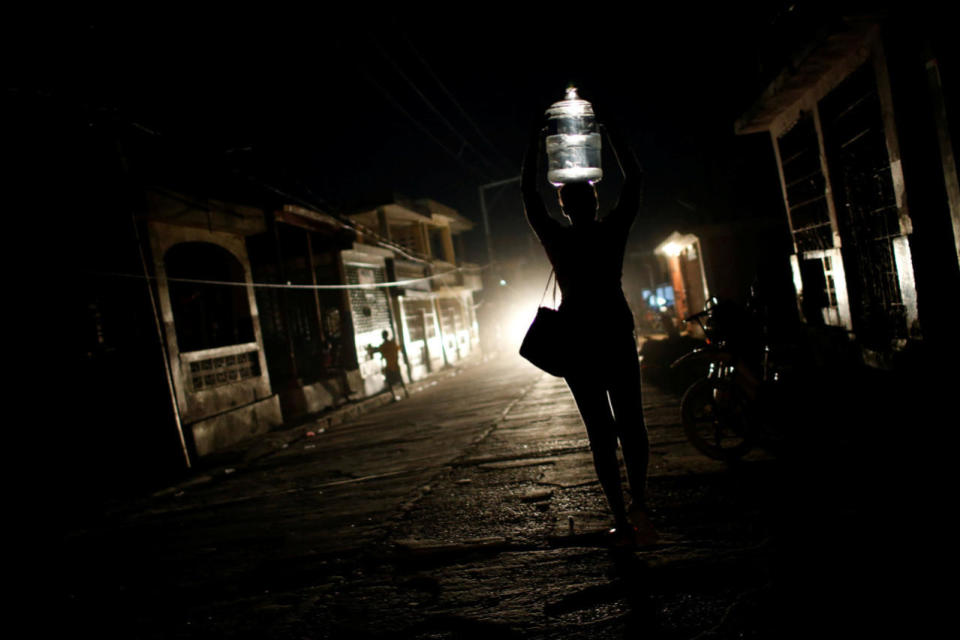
[13,84,487,266]
[400,33,516,175]
[371,36,506,178]
[225,146,339,214]
[225,171,442,265]
[359,66,494,183]
[91,262,487,291]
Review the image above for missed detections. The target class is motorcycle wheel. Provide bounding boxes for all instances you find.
[681,377,754,462]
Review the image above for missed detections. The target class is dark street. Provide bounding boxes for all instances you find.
[11,6,954,638]
[56,354,923,638]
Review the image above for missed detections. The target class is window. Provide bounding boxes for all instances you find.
[165,242,254,353]
[776,112,834,252]
[819,62,908,347]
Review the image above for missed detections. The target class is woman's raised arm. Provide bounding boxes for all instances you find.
[521,128,559,242]
[605,125,644,230]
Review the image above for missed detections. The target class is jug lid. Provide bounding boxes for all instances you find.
[546,85,594,119]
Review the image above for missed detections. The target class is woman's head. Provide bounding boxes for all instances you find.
[558,182,598,225]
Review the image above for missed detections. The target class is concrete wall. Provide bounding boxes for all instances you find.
[148,220,282,456]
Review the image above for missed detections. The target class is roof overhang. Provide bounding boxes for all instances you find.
[734,16,881,135]
[349,199,474,233]
[143,187,268,237]
[279,204,346,232]
[349,203,433,228]
[416,199,475,233]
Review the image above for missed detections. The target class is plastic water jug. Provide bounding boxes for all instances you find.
[545,86,602,186]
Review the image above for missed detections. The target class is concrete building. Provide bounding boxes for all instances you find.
[348,198,482,382]
[648,218,793,334]
[144,189,284,458]
[86,188,483,469]
[244,204,363,420]
[735,7,958,368]
[240,197,483,426]
[655,231,710,326]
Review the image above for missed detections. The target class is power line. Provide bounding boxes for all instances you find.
[358,64,494,183]
[371,36,506,178]
[90,262,487,291]
[400,33,516,175]
[14,83,487,264]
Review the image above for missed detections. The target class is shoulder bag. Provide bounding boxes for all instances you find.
[519,270,568,377]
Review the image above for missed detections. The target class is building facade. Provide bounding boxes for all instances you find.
[144,189,283,457]
[735,10,958,367]
[111,191,483,465]
[349,198,482,383]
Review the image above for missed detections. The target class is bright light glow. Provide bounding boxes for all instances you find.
[504,307,536,349]
[656,232,699,258]
[499,279,507,286]
[660,242,683,257]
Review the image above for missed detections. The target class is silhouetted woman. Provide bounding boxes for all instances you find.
[521,127,657,546]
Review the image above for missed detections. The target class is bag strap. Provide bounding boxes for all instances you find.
[539,269,558,308]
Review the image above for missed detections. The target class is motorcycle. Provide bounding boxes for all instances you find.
[670,299,798,462]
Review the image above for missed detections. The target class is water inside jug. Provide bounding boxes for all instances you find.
[545,86,602,186]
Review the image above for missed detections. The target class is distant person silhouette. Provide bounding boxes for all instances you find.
[522,125,657,547]
[368,330,409,400]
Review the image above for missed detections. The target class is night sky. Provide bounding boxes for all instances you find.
[10,6,835,263]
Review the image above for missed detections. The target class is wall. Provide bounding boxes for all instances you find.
[148,220,281,456]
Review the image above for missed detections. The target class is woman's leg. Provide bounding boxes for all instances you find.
[608,342,650,512]
[566,376,629,527]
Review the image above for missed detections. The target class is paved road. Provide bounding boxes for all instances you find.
[58,354,915,638]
